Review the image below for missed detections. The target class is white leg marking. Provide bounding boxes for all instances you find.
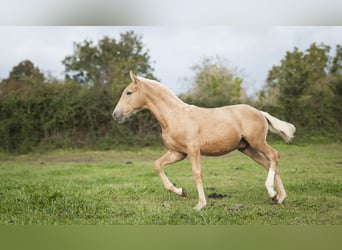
[265,168,277,198]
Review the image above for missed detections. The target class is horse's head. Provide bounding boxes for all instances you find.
[112,71,147,123]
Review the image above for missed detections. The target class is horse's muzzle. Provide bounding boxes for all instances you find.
[112,110,125,123]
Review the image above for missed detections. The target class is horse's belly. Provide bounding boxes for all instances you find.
[200,133,241,156]
[201,146,234,156]
[200,143,238,156]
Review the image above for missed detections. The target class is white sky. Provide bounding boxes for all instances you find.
[1,0,342,25]
[1,26,341,95]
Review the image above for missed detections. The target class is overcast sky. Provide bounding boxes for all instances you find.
[1,26,342,95]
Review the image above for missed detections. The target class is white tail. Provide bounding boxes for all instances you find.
[260,111,296,143]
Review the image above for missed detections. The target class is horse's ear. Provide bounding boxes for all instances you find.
[129,70,139,84]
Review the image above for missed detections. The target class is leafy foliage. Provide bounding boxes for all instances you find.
[0,31,161,153]
[180,56,245,107]
[62,31,155,90]
[260,43,342,140]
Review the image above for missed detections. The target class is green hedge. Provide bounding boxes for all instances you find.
[0,80,161,153]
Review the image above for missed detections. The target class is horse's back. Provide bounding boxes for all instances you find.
[194,104,263,126]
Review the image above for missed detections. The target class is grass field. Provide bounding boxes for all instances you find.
[0,143,341,225]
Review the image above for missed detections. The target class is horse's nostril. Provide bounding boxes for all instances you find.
[113,110,123,122]
[113,111,119,120]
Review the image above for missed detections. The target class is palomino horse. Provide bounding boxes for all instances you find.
[113,71,296,211]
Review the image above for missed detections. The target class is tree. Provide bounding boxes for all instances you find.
[0,60,45,98]
[8,60,45,82]
[0,33,162,153]
[62,31,155,91]
[62,31,160,148]
[180,55,244,107]
[329,45,342,125]
[263,43,341,131]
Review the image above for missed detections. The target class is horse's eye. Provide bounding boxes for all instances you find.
[126,91,133,96]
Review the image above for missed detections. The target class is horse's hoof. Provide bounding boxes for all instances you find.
[271,195,279,204]
[193,203,206,211]
[272,193,286,205]
[181,188,188,197]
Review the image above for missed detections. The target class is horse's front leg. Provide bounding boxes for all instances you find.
[188,148,207,211]
[154,150,187,196]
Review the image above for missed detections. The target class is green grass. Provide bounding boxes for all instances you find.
[0,144,341,225]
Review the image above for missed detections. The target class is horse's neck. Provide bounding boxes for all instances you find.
[143,82,186,130]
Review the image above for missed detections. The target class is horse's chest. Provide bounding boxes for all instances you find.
[161,130,188,151]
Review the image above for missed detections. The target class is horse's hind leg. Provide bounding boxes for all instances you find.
[238,145,269,170]
[256,143,287,204]
[154,150,187,196]
[239,144,286,204]
[239,146,276,198]
[274,173,286,204]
